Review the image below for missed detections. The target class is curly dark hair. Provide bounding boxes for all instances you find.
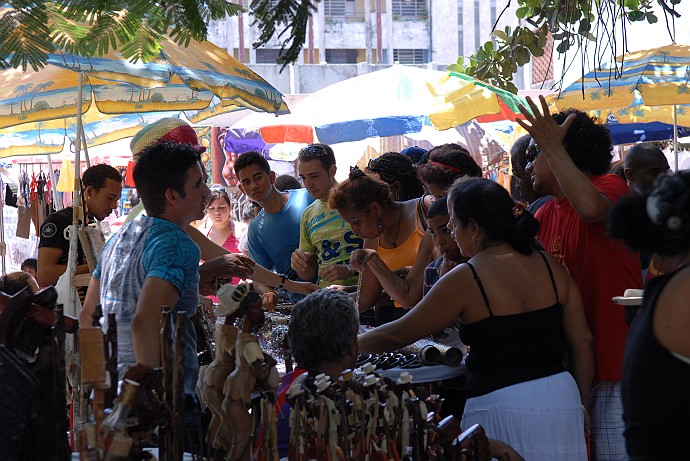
[419,143,482,193]
[510,134,532,172]
[328,166,392,212]
[553,109,612,175]
[288,290,359,370]
[366,152,424,200]
[448,177,541,255]
[609,171,690,256]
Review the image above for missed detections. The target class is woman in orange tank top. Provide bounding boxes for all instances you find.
[329,166,435,325]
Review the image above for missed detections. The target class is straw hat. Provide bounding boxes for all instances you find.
[130,118,207,159]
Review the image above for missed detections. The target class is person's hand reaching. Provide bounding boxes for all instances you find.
[198,254,255,296]
[349,249,378,272]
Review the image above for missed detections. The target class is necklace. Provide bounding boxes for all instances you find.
[381,204,403,248]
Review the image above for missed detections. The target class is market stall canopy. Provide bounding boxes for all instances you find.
[547,44,690,168]
[0,35,288,129]
[548,44,690,123]
[231,65,528,145]
[606,120,690,144]
[0,106,181,158]
[0,34,289,158]
[404,120,510,167]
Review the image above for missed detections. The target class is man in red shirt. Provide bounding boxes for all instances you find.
[518,97,642,461]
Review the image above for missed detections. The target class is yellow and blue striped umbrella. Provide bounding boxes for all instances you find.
[0,35,288,157]
[549,44,690,126]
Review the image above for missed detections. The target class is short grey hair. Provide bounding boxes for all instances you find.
[288,290,359,370]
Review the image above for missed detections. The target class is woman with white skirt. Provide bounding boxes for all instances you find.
[357,178,594,461]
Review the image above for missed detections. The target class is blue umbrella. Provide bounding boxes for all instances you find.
[607,120,690,145]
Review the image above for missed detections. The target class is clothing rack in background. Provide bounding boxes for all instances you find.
[16,161,61,210]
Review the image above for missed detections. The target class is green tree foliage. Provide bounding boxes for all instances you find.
[0,1,243,71]
[251,0,319,69]
[0,0,320,72]
[449,0,684,94]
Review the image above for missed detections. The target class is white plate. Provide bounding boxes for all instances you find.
[612,296,643,306]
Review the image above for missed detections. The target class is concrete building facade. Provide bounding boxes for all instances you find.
[206,0,552,94]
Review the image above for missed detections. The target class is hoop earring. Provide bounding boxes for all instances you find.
[377,217,383,229]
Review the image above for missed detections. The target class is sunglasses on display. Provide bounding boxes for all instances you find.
[526,144,541,164]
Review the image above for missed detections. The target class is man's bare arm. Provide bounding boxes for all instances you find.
[131,277,180,367]
[37,247,89,287]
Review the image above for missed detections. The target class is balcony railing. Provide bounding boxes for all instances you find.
[392,0,427,19]
[324,0,356,17]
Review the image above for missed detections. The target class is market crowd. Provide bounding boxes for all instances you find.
[21,96,688,460]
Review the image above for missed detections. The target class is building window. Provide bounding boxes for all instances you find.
[324,0,355,17]
[256,49,282,63]
[392,0,426,19]
[325,49,359,63]
[393,49,427,64]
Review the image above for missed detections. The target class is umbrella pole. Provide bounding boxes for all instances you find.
[46,153,60,210]
[0,176,5,275]
[68,72,84,317]
[66,71,85,451]
[1,216,4,275]
[673,104,679,171]
[80,124,91,168]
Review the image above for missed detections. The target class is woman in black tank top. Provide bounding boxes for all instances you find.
[609,171,690,459]
[359,177,594,461]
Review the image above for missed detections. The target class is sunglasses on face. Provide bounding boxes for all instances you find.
[366,157,382,172]
[210,184,227,192]
[300,145,329,157]
[526,144,541,164]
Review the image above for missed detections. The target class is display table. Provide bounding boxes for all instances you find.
[71,449,195,460]
[376,360,466,382]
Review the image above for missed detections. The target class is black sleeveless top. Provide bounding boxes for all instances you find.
[622,265,690,459]
[460,251,566,398]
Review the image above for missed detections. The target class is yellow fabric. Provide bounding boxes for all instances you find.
[377,228,425,271]
[427,73,503,131]
[56,159,75,192]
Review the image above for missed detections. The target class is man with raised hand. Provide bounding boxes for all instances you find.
[519,97,641,461]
